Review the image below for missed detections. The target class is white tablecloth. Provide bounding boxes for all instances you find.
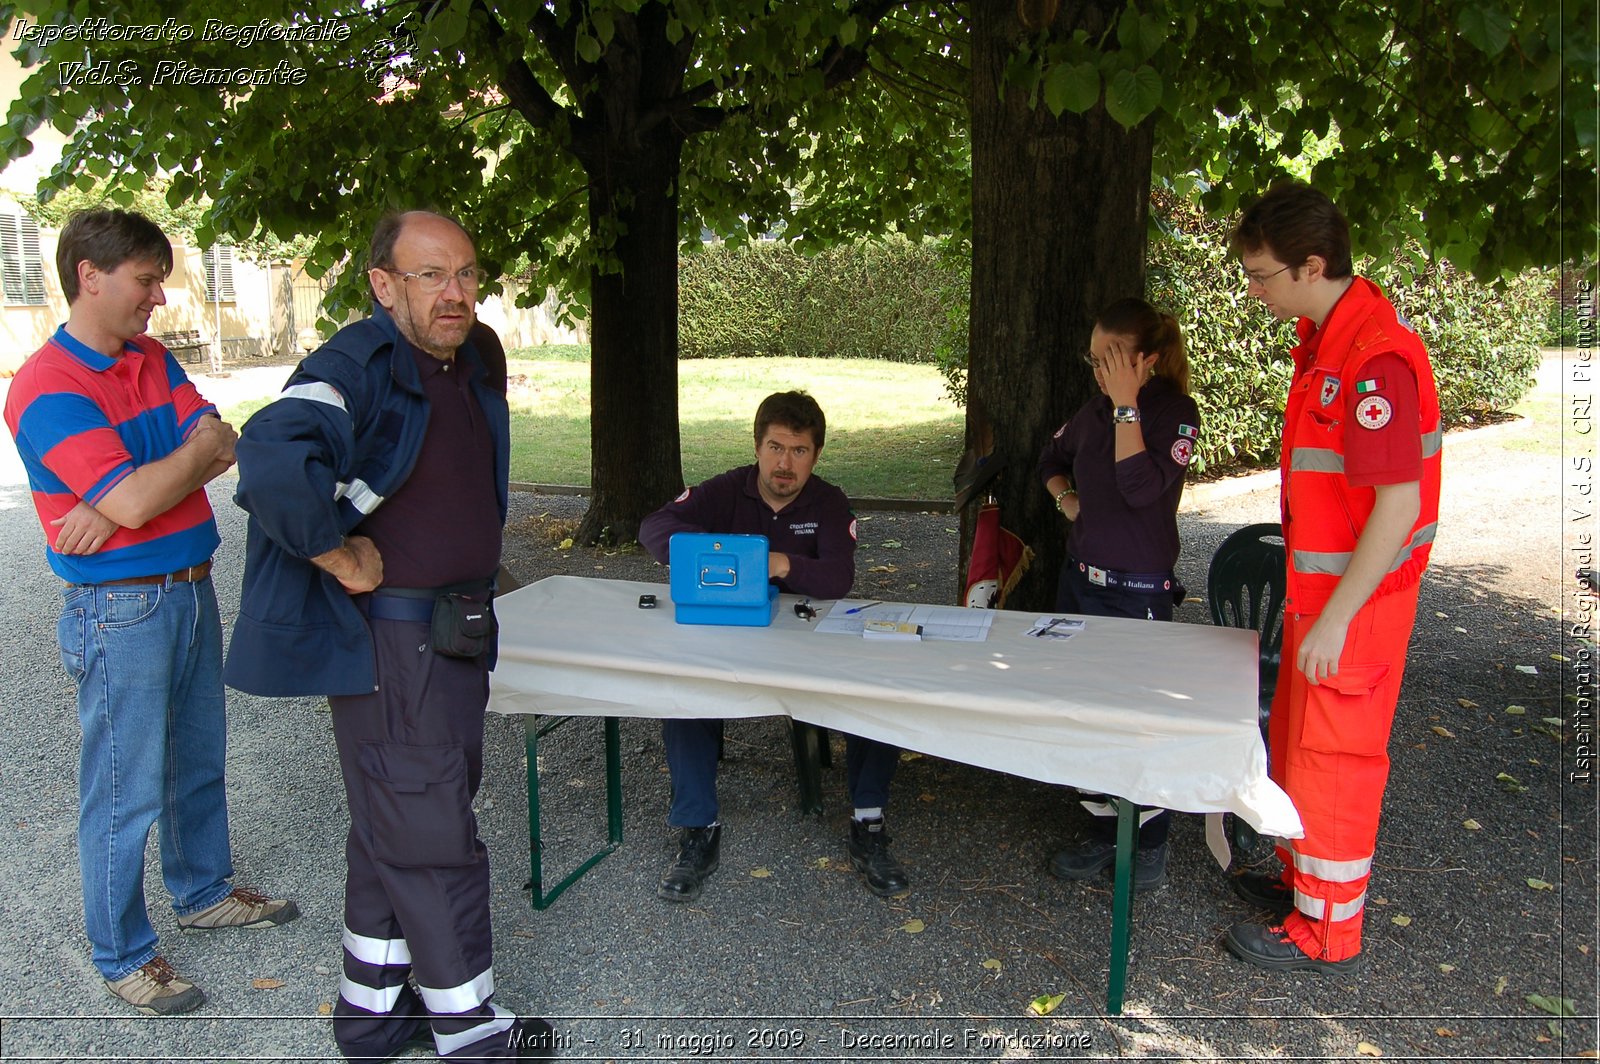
[489,575,1302,838]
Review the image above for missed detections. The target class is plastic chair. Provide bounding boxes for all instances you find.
[1206,522,1286,862]
[713,720,833,815]
[1207,522,1287,721]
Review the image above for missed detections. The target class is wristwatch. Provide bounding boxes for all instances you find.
[1112,405,1141,424]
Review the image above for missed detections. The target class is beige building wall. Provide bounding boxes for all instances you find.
[0,211,277,375]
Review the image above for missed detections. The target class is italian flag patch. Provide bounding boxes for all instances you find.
[1355,378,1384,394]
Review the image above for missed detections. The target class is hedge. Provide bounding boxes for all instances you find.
[678,238,948,363]
[677,208,1548,475]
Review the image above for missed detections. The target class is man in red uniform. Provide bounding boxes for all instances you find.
[1225,183,1442,972]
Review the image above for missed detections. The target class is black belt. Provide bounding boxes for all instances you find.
[364,579,494,623]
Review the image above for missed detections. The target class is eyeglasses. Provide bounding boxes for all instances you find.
[1243,263,1293,286]
[1080,353,1108,371]
[381,266,489,293]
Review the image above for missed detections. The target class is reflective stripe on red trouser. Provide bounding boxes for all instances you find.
[1269,582,1419,962]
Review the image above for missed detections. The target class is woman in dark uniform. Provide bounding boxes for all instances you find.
[1036,297,1201,890]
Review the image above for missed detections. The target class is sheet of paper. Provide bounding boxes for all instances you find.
[1025,615,1086,639]
[817,601,994,642]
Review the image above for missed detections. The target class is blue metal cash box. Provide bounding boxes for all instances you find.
[667,532,780,626]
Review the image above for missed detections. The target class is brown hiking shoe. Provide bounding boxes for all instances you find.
[105,956,205,1015]
[177,887,299,930]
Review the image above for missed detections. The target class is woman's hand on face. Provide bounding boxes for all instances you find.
[1100,338,1156,408]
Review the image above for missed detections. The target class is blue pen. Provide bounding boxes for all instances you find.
[843,601,883,615]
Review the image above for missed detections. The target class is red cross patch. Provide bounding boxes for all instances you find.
[1053,421,1068,439]
[1170,438,1194,465]
[673,488,691,503]
[848,518,858,541]
[1320,376,1340,407]
[1355,395,1393,429]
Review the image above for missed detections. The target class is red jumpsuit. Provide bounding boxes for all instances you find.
[1271,278,1442,961]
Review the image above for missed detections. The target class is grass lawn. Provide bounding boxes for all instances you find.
[217,347,966,499]
[504,348,964,499]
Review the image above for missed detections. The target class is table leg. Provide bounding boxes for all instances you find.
[1106,797,1137,1015]
[789,720,828,816]
[523,715,624,911]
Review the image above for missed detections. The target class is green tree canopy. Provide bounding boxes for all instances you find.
[3,0,970,541]
[3,0,1593,560]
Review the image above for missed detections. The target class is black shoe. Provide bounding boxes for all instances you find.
[848,818,910,896]
[1231,871,1294,917]
[1224,922,1362,975]
[657,826,721,902]
[508,1017,557,1061]
[1049,839,1168,890]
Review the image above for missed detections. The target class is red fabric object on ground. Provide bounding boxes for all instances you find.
[964,501,1032,609]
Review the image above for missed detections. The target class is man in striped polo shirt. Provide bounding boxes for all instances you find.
[4,209,296,1016]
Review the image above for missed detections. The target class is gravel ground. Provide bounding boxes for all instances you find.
[0,356,1592,1062]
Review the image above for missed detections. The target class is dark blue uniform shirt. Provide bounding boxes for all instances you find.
[638,464,857,600]
[1035,375,1200,574]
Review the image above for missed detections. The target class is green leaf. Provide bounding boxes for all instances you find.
[431,2,469,49]
[576,32,602,63]
[1043,61,1100,116]
[1574,108,1599,151]
[1137,14,1168,58]
[1458,7,1513,57]
[837,15,858,47]
[1116,7,1141,51]
[1525,993,1576,1017]
[1028,991,1066,1016]
[1105,66,1162,128]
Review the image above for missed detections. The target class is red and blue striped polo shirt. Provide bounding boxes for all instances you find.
[4,325,221,583]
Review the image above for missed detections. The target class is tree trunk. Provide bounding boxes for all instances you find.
[965,0,1156,611]
[572,124,686,546]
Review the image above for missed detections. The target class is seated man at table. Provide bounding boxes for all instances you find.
[637,390,908,902]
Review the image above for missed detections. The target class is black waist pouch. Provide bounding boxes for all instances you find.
[431,593,497,659]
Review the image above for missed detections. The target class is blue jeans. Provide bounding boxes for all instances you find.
[58,577,235,980]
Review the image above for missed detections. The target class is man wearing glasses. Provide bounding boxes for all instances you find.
[227,212,553,1061]
[1225,183,1441,976]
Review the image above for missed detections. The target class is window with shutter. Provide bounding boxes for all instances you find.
[203,245,237,302]
[1,211,47,306]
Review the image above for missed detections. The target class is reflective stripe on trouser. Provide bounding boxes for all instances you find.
[331,617,520,1061]
[1269,582,1419,962]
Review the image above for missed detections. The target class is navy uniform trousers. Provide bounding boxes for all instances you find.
[664,718,899,827]
[330,615,518,1062]
[1056,559,1175,849]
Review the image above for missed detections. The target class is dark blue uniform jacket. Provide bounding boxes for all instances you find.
[224,308,510,697]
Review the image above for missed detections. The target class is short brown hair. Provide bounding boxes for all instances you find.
[1096,297,1191,395]
[754,390,826,451]
[1230,181,1353,280]
[56,209,172,304]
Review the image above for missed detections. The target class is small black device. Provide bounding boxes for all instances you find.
[793,599,817,621]
[638,594,657,609]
